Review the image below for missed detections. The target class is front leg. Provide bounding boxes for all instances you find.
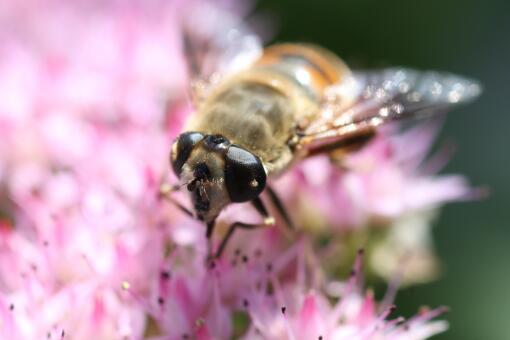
[159,183,217,257]
[266,185,295,230]
[214,197,275,258]
[158,183,194,217]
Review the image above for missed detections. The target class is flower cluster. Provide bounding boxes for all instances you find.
[275,122,475,284]
[0,1,185,338]
[140,241,448,339]
[0,0,470,339]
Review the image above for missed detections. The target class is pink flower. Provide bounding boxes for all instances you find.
[0,0,186,338]
[245,290,448,340]
[272,122,476,284]
[277,122,473,230]
[133,232,448,340]
[241,247,448,340]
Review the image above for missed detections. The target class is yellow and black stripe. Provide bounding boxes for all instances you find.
[255,43,350,102]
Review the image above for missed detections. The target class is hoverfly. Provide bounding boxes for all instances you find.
[162,3,481,258]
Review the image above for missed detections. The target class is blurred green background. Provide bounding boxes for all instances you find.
[256,0,509,339]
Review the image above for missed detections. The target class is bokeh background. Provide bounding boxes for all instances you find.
[255,0,509,339]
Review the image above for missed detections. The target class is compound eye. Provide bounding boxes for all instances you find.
[224,146,266,202]
[170,132,204,176]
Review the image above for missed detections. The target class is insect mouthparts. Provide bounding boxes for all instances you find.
[193,182,210,213]
[194,163,211,181]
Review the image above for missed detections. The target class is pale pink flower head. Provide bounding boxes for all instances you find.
[277,122,474,230]
[0,0,187,338]
[240,245,448,340]
[139,246,232,339]
[272,121,477,284]
[134,229,448,340]
[140,221,290,339]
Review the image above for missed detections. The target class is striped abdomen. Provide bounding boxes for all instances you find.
[254,44,351,104]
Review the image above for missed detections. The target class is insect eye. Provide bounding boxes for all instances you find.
[224,146,266,202]
[170,132,204,176]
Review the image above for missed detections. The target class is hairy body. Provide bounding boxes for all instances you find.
[186,43,351,176]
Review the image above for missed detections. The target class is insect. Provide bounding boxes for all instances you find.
[162,3,481,258]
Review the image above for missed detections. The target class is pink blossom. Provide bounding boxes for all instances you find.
[272,122,476,284]
[140,237,448,340]
[276,122,473,231]
[241,247,448,340]
[0,0,184,338]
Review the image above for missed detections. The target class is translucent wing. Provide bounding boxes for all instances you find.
[301,68,481,154]
[179,1,263,105]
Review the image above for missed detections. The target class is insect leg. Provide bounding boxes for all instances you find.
[206,221,215,238]
[203,220,216,261]
[158,183,194,217]
[266,186,295,230]
[215,197,275,258]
